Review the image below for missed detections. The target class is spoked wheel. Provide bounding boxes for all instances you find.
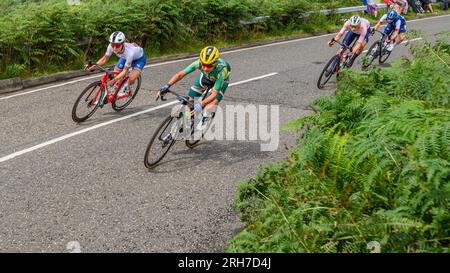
[112,74,141,111]
[72,81,104,123]
[379,44,392,64]
[363,41,380,69]
[317,55,340,89]
[185,112,216,149]
[144,116,180,169]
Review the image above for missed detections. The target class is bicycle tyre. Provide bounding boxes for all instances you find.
[72,81,104,123]
[112,74,142,112]
[185,112,216,149]
[379,45,392,64]
[317,55,340,89]
[144,116,177,169]
[363,41,380,69]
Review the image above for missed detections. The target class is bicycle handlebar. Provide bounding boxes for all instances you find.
[86,60,115,79]
[372,29,387,37]
[156,89,193,106]
[330,38,352,50]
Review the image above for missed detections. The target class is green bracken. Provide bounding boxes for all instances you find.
[0,0,370,79]
[227,39,450,253]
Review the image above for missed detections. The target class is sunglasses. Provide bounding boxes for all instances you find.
[201,62,216,68]
[111,43,122,48]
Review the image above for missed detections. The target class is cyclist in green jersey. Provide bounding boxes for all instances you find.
[157,46,231,117]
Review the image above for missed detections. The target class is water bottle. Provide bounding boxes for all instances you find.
[184,109,192,130]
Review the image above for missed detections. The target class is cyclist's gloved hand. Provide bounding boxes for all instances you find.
[194,102,202,112]
[328,38,335,47]
[160,84,171,95]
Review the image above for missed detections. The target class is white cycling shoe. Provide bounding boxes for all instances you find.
[386,44,395,52]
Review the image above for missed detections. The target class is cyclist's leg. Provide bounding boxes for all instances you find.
[383,24,394,43]
[358,29,371,54]
[395,25,407,45]
[188,74,209,114]
[204,79,229,115]
[128,54,146,85]
[188,74,208,100]
[343,31,357,48]
[346,31,368,67]
[114,58,126,74]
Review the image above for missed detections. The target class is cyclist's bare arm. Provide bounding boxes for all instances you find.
[374,21,382,31]
[390,30,400,42]
[168,70,188,86]
[352,41,364,55]
[114,65,129,81]
[330,32,344,46]
[89,55,109,71]
[156,70,188,98]
[201,89,219,107]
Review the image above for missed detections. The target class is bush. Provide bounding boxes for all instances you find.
[0,0,358,78]
[228,40,450,253]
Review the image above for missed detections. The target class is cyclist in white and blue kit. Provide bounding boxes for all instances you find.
[372,9,407,52]
[88,31,146,101]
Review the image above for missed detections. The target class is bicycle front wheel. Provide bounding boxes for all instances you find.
[112,74,141,111]
[317,55,339,89]
[185,112,216,149]
[363,41,380,69]
[72,81,104,123]
[144,116,178,169]
[379,44,392,64]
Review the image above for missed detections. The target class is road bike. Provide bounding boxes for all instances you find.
[317,38,355,89]
[144,88,215,169]
[362,29,393,69]
[71,62,141,123]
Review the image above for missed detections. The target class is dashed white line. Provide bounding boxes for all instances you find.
[1,14,448,101]
[362,37,424,53]
[0,72,278,163]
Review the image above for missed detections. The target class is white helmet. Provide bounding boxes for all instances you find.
[109,31,126,44]
[349,15,361,26]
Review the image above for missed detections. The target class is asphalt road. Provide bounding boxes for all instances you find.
[0,15,449,252]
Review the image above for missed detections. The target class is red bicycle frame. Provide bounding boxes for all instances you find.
[91,70,131,106]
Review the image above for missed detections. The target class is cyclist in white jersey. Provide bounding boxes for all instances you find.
[88,31,146,100]
[328,15,372,68]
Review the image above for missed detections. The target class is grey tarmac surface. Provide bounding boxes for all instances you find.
[0,15,449,252]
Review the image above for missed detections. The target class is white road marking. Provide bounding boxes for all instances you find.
[362,37,424,53]
[1,14,448,101]
[0,73,278,163]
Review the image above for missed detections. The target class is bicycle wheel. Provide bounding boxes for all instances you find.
[363,41,380,69]
[72,81,104,123]
[185,112,216,148]
[144,116,179,169]
[317,55,340,89]
[112,74,141,112]
[379,44,392,64]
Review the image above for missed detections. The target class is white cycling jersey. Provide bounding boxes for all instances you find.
[105,42,144,67]
[339,18,371,43]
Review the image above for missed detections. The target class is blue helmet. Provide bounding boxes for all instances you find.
[387,10,398,20]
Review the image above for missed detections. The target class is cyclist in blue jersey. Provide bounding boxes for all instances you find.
[372,9,407,52]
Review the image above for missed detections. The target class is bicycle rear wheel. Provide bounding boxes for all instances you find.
[317,55,339,89]
[112,74,141,111]
[144,116,179,169]
[72,81,104,123]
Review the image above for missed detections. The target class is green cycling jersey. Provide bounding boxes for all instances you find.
[183,58,231,91]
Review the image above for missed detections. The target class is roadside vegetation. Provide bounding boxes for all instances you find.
[227,37,450,253]
[1,0,446,79]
